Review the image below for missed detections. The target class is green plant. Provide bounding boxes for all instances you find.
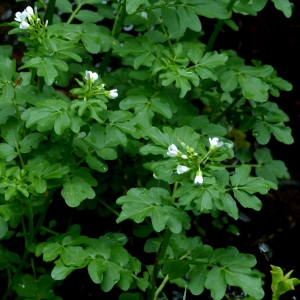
[271,265,300,300]
[0,0,295,299]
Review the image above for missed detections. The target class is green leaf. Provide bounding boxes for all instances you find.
[42,243,62,262]
[253,121,271,145]
[0,143,18,161]
[126,0,146,14]
[177,6,202,32]
[254,147,273,165]
[86,155,108,172]
[269,123,294,144]
[238,74,269,102]
[163,260,190,280]
[51,259,76,280]
[205,266,227,300]
[116,188,190,233]
[187,0,229,19]
[75,10,104,22]
[61,246,87,266]
[233,190,262,211]
[271,0,293,17]
[88,257,107,283]
[56,0,73,13]
[0,55,14,81]
[0,216,8,239]
[252,0,268,11]
[14,274,38,298]
[189,264,209,295]
[100,262,120,292]
[61,175,95,207]
[19,133,44,153]
[19,57,58,86]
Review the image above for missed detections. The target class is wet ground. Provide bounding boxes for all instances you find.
[1,1,300,299]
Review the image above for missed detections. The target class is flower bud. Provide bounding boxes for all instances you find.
[194,170,203,185]
[167,144,180,157]
[176,165,190,174]
[108,89,118,99]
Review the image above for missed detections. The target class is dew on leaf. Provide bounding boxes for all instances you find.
[252,131,259,137]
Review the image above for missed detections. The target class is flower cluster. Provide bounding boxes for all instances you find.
[14,6,48,30]
[72,70,118,100]
[165,137,225,185]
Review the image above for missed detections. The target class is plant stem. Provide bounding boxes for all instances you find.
[99,0,127,76]
[204,0,237,54]
[27,200,34,244]
[98,199,120,217]
[41,226,59,235]
[212,96,241,124]
[2,190,55,300]
[67,4,83,24]
[154,274,169,300]
[44,0,56,25]
[30,258,36,280]
[21,215,28,248]
[147,229,172,300]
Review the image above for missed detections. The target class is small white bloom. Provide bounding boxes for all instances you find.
[194,170,203,185]
[15,11,27,22]
[25,6,34,16]
[181,154,187,159]
[85,70,98,82]
[45,20,48,27]
[209,137,223,149]
[167,144,180,157]
[176,165,190,174]
[109,89,118,99]
[20,21,30,29]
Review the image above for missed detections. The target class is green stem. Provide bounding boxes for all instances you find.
[1,184,55,300]
[147,229,172,300]
[67,4,83,24]
[154,274,169,300]
[6,268,11,289]
[41,226,59,235]
[21,216,28,248]
[98,199,120,217]
[99,0,127,76]
[44,0,56,25]
[30,258,36,280]
[12,97,21,119]
[212,96,241,124]
[160,22,174,54]
[272,295,280,300]
[224,164,261,168]
[204,0,237,54]
[27,200,34,244]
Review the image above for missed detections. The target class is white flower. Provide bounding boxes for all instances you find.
[209,137,223,150]
[194,170,203,185]
[20,21,30,29]
[167,144,180,157]
[15,11,27,22]
[45,20,48,27]
[109,89,118,99]
[181,154,187,159]
[176,165,190,174]
[85,70,98,82]
[25,6,34,17]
